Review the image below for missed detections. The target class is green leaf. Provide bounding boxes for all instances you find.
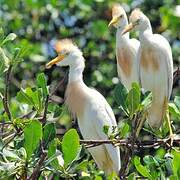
[134,156,152,179]
[165,153,174,177]
[169,103,180,118]
[128,172,136,180]
[174,96,180,109]
[36,73,48,97]
[0,28,4,44]
[141,91,152,109]
[62,129,80,165]
[0,48,9,76]
[1,33,17,46]
[16,89,34,106]
[171,150,180,177]
[24,120,42,160]
[43,123,56,147]
[114,82,128,112]
[48,139,61,169]
[75,160,89,171]
[103,125,109,135]
[120,122,129,138]
[126,85,140,115]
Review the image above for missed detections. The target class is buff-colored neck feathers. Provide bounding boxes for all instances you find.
[129,8,142,22]
[112,4,126,17]
[54,39,77,53]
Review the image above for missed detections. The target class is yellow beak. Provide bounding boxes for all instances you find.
[121,23,134,35]
[108,17,119,27]
[46,54,65,69]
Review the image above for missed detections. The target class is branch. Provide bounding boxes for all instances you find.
[28,151,47,180]
[41,95,49,125]
[80,138,180,149]
[2,65,12,120]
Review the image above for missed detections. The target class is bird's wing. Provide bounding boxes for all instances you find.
[140,34,173,127]
[89,89,121,170]
[154,34,173,98]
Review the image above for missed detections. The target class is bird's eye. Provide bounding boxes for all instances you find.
[119,14,123,18]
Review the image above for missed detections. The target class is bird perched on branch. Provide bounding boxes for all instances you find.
[122,9,173,132]
[46,39,121,174]
[108,4,140,90]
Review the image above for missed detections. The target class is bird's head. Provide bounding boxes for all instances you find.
[46,39,83,69]
[108,4,128,29]
[122,9,149,35]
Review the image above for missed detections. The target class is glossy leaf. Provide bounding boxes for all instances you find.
[43,123,56,146]
[62,129,80,165]
[24,120,42,160]
[36,73,48,97]
[169,103,180,119]
[114,82,128,112]
[48,139,61,169]
[16,89,34,106]
[126,84,140,115]
[134,156,152,179]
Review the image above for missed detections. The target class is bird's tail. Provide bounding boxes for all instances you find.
[147,97,168,128]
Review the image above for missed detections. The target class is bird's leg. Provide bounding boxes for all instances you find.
[164,99,175,149]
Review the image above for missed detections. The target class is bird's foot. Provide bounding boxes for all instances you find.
[166,133,176,150]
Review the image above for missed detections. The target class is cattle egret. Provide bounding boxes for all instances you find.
[108,5,140,90]
[46,39,121,174]
[122,9,173,132]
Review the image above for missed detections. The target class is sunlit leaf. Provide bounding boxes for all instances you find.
[134,156,152,179]
[36,73,48,97]
[62,129,80,165]
[16,89,34,106]
[1,33,17,45]
[0,48,9,76]
[169,103,180,119]
[24,120,42,160]
[48,139,61,169]
[126,83,140,115]
[114,82,128,113]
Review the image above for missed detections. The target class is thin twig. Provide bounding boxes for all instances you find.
[27,151,47,180]
[80,138,180,148]
[41,95,49,125]
[1,131,23,150]
[2,65,12,121]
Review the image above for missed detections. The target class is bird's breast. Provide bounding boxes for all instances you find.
[65,82,87,118]
[117,47,132,77]
[140,47,159,71]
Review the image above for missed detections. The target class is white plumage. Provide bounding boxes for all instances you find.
[46,39,121,174]
[122,9,173,128]
[109,5,140,90]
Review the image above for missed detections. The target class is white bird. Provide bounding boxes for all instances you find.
[122,9,173,129]
[108,5,140,90]
[46,39,121,174]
